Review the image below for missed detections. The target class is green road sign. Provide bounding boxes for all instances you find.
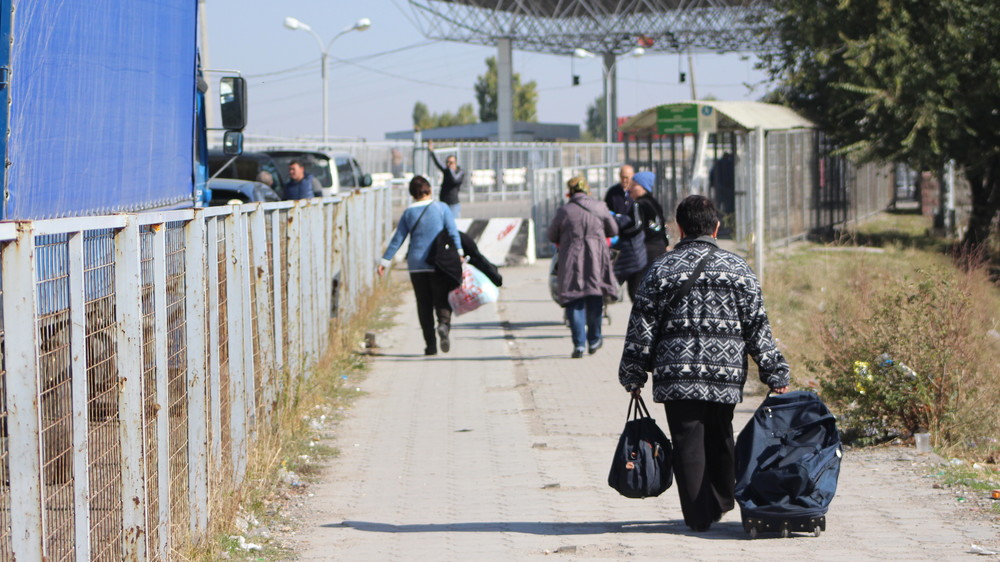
[655,103,717,135]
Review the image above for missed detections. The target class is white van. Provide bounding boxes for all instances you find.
[264,149,372,197]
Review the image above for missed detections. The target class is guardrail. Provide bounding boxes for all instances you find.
[0,186,392,561]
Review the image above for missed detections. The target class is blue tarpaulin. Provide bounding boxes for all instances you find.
[4,0,197,219]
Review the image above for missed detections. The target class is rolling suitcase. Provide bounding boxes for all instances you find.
[734,391,842,539]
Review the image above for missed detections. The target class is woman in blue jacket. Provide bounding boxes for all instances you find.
[378,175,463,355]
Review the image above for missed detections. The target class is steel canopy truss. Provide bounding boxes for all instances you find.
[407,0,776,55]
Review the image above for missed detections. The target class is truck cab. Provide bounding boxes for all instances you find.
[0,2,246,220]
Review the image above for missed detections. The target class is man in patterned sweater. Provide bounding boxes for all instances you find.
[618,194,790,532]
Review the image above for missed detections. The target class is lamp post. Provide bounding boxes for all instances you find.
[574,47,644,143]
[284,16,372,143]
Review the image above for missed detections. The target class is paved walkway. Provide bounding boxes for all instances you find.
[292,259,999,560]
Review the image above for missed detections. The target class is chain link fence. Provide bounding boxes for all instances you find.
[734,130,894,247]
[0,186,392,560]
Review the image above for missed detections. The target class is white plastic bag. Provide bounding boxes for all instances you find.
[448,263,499,316]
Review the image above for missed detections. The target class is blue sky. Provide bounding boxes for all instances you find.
[204,0,773,140]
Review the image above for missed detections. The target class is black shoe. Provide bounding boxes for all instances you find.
[425,347,437,356]
[437,325,450,353]
[689,523,711,532]
[588,339,603,354]
[571,348,584,359]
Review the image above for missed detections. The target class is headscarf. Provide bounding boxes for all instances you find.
[566,176,590,195]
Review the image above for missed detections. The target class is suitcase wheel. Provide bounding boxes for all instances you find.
[813,525,822,538]
[780,522,790,539]
[748,525,758,540]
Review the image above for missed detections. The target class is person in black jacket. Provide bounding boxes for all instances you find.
[428,141,465,218]
[628,171,669,269]
[604,165,634,214]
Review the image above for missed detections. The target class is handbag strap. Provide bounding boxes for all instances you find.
[570,198,599,217]
[627,395,653,421]
[409,202,432,233]
[665,245,718,312]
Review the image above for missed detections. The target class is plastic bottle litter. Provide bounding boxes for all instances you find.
[969,544,998,556]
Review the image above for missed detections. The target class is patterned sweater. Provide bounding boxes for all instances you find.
[618,237,790,404]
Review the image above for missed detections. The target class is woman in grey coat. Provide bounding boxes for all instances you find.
[547,177,619,358]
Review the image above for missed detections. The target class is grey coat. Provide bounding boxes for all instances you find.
[547,193,619,305]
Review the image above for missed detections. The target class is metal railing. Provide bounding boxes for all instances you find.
[238,135,892,255]
[0,186,392,560]
[733,129,894,247]
[530,164,622,258]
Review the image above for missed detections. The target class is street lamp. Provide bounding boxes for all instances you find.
[284,16,372,143]
[574,47,645,143]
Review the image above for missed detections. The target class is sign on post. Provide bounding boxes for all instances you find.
[656,104,717,135]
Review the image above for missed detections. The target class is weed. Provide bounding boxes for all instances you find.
[763,211,1000,457]
[940,465,1000,492]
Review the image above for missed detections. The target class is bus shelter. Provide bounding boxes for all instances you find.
[619,101,820,247]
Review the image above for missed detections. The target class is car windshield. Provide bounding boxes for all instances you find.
[269,153,333,188]
[335,156,356,187]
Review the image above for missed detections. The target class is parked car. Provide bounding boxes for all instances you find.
[262,149,372,196]
[208,150,286,197]
[207,178,281,206]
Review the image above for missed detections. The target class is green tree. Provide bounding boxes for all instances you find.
[412,102,477,130]
[759,0,1000,249]
[584,94,606,140]
[412,101,432,130]
[474,57,538,122]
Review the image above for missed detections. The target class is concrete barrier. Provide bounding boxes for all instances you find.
[391,217,535,268]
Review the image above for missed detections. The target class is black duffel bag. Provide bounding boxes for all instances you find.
[608,395,673,498]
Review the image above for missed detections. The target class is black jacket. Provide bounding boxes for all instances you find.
[428,230,502,291]
[430,151,466,205]
[635,193,668,258]
[604,183,628,214]
[610,196,647,280]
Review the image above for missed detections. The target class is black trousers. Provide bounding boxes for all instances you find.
[409,271,452,352]
[663,400,737,527]
[621,269,645,301]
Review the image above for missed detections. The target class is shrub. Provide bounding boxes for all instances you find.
[818,266,993,447]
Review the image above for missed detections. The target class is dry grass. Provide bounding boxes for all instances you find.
[175,276,403,560]
[762,211,1000,459]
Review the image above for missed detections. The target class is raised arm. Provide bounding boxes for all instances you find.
[429,150,446,174]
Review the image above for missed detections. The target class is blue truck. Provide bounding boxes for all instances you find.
[0,0,246,220]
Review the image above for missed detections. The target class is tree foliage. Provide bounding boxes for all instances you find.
[759,0,1000,248]
[584,94,606,140]
[412,101,477,131]
[474,56,538,122]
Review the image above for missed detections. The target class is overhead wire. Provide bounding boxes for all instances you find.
[245,40,437,80]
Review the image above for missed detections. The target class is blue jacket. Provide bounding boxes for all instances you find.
[284,173,317,200]
[382,200,462,272]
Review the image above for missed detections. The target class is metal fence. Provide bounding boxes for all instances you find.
[239,135,892,257]
[734,129,894,247]
[530,164,622,258]
[240,137,623,211]
[0,186,392,560]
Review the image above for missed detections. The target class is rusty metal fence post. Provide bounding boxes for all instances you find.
[4,224,46,561]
